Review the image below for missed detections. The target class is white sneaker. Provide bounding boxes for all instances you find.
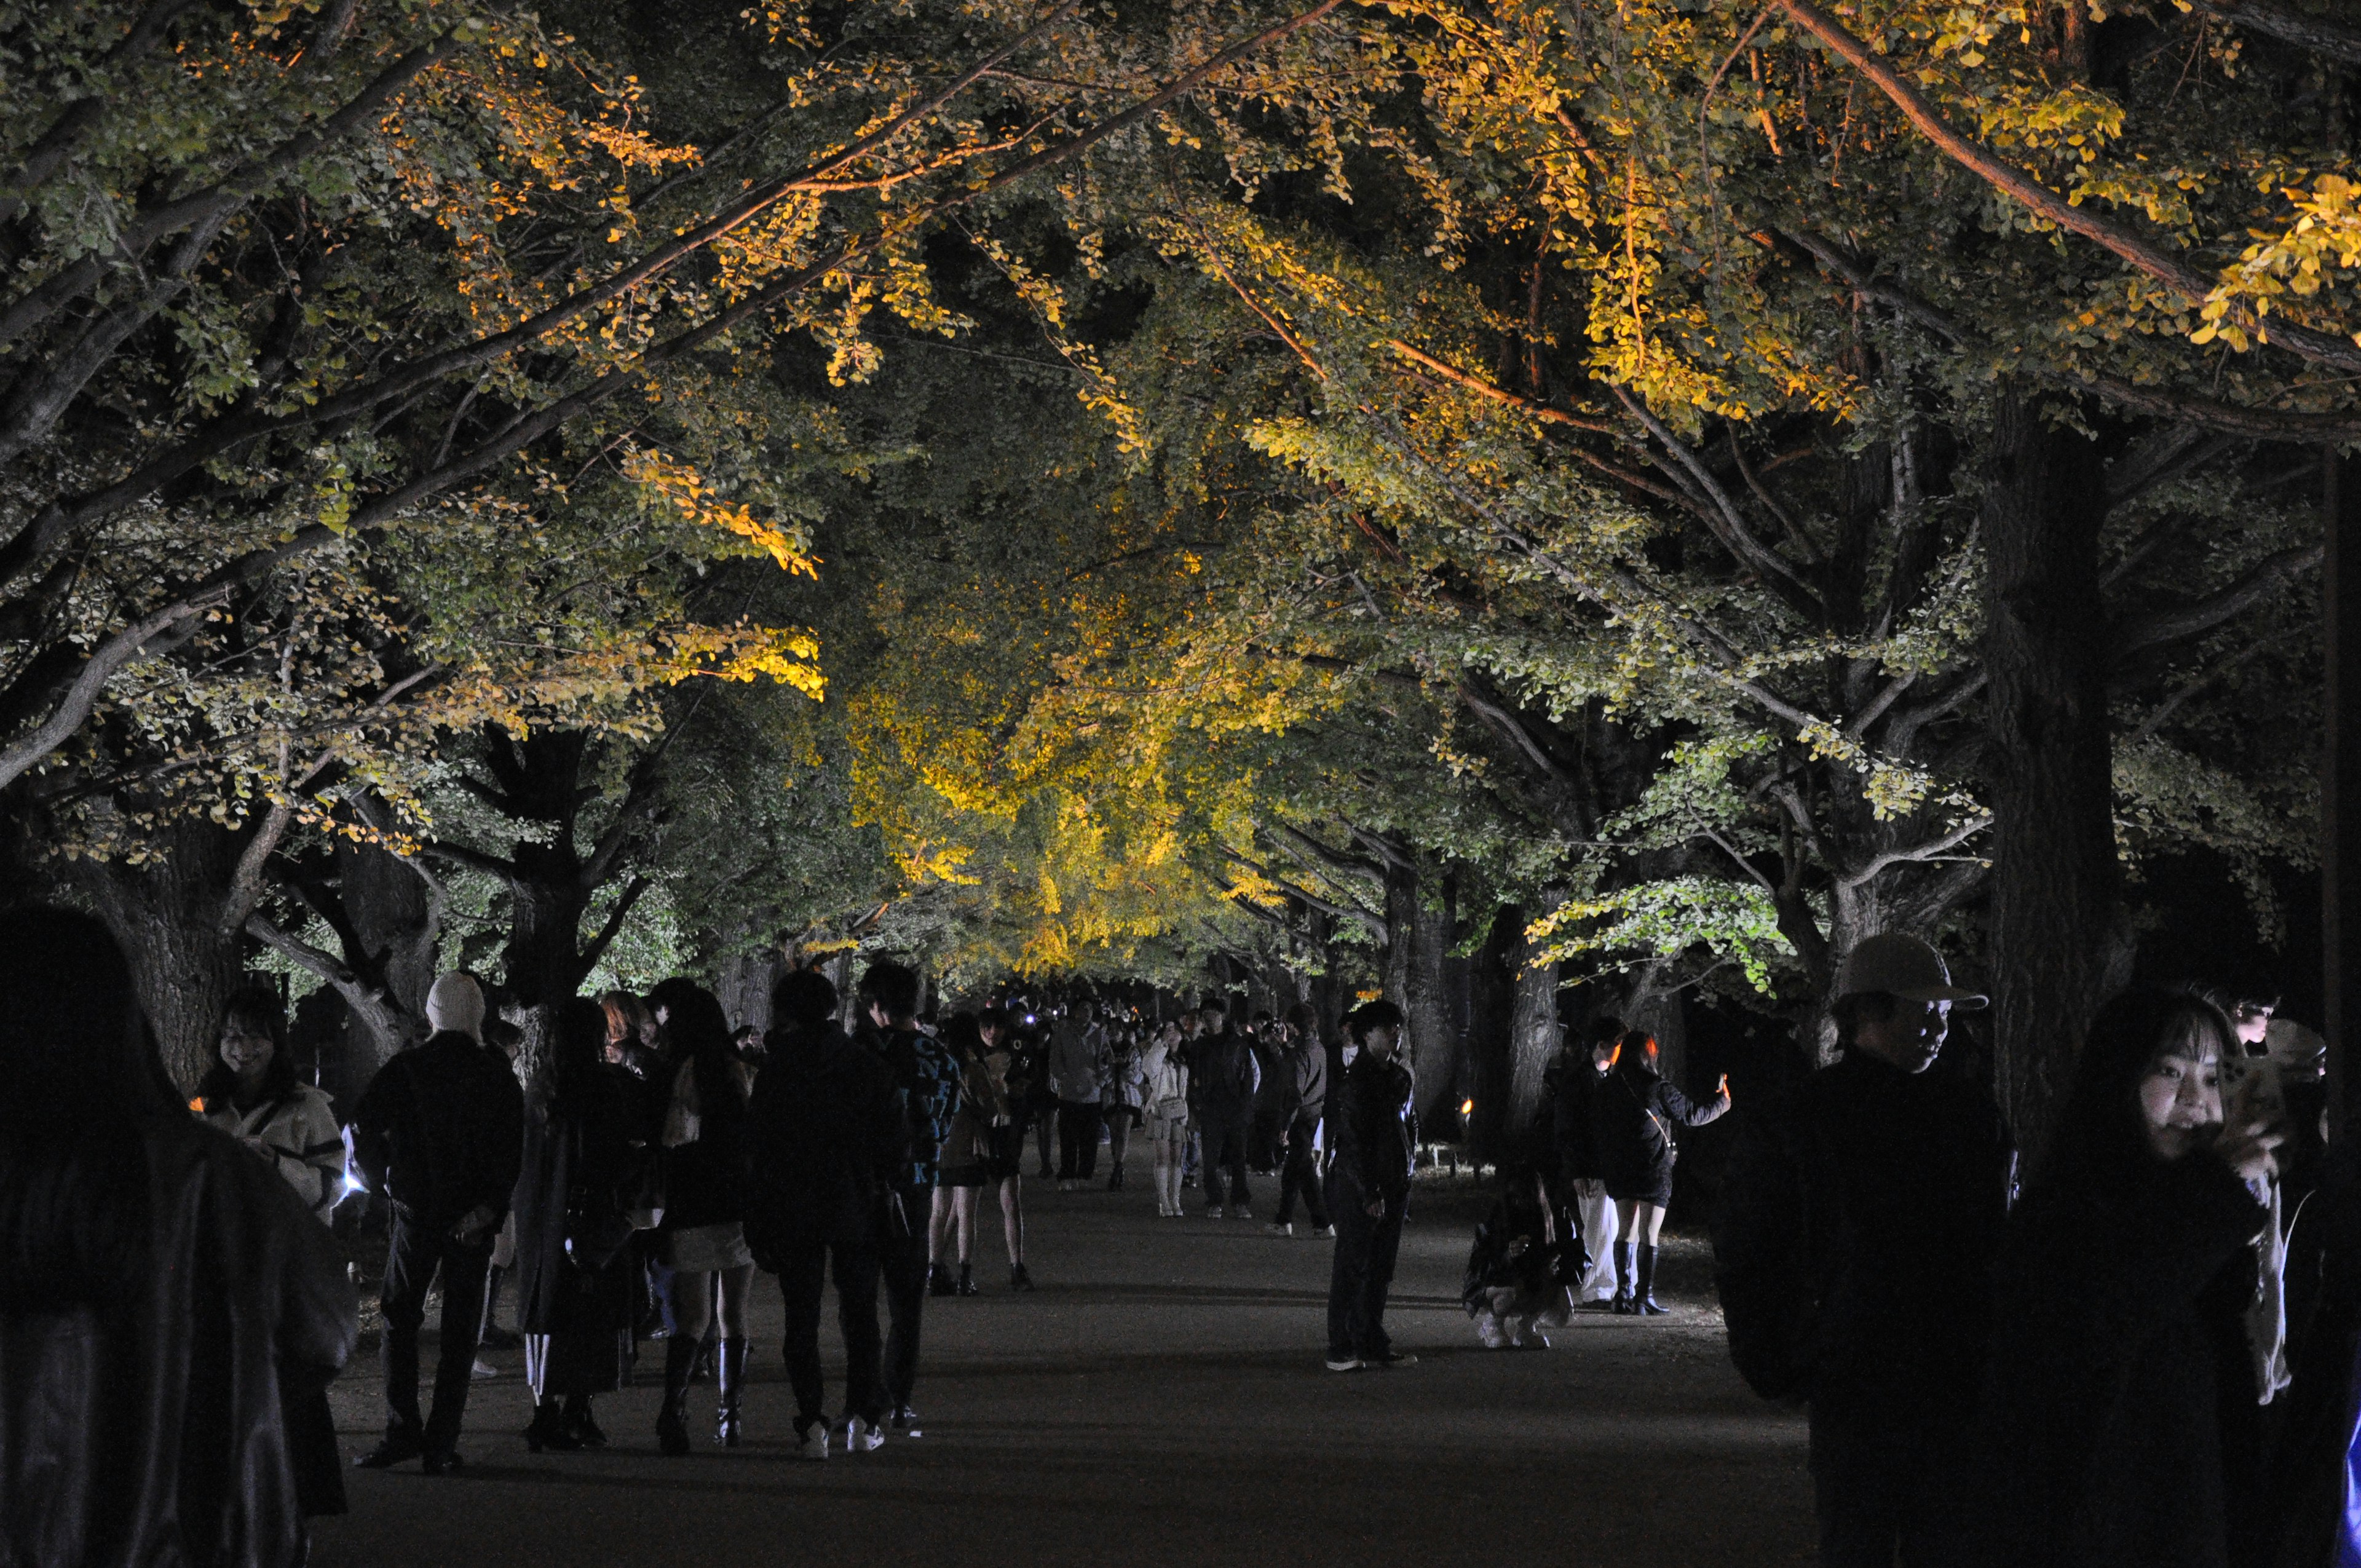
[1476,1316,1506,1350]
[1266,1221,1292,1237]
[793,1422,829,1462]
[839,1416,885,1454]
[1324,1356,1364,1372]
[1311,1225,1335,1239]
[470,1358,498,1380]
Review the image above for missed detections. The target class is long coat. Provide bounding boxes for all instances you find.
[1971,1151,2268,1568]
[511,1062,643,1388]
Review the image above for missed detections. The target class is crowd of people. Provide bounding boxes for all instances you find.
[10,904,2361,1568]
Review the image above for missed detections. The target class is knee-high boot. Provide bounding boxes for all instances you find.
[657,1334,697,1455]
[1613,1241,1638,1315]
[714,1339,746,1446]
[1636,1244,1667,1315]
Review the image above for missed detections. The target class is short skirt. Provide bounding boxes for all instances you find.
[662,1220,752,1272]
[940,1163,989,1189]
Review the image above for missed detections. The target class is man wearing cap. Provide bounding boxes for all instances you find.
[348,973,525,1474]
[1713,933,2014,1567]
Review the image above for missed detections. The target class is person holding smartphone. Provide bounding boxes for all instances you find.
[1324,1001,1418,1372]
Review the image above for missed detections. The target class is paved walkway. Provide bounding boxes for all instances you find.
[317,1177,1812,1567]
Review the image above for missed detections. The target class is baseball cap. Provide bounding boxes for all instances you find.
[1835,933,1988,1009]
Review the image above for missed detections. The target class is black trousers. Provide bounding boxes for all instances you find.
[380,1211,492,1451]
[1325,1174,1402,1361]
[1200,1111,1251,1209]
[879,1182,933,1407]
[777,1210,884,1427]
[1808,1400,1974,1568]
[1056,1100,1104,1179]
[1275,1117,1331,1227]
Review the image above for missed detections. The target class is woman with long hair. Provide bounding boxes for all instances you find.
[932,1012,1004,1296]
[511,997,643,1452]
[195,984,345,1223]
[1589,1029,1727,1314]
[1140,1021,1192,1218]
[978,1007,1035,1288]
[1,909,353,1564]
[647,978,757,1452]
[1971,990,2281,1568]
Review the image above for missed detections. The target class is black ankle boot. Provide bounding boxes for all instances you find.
[957,1262,978,1296]
[657,1334,697,1455]
[929,1262,956,1297]
[714,1339,746,1446]
[1637,1243,1667,1314]
[1613,1242,1638,1315]
[523,1396,582,1453]
[1108,1163,1125,1191]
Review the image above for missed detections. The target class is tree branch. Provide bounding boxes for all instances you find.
[2111,543,2322,658]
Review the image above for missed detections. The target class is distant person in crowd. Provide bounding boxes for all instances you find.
[1049,1000,1105,1189]
[599,989,662,1079]
[1195,997,1262,1219]
[510,997,641,1454]
[1270,1004,1332,1238]
[1176,1008,1205,1190]
[196,983,346,1223]
[649,979,757,1452]
[858,960,962,1435]
[933,1011,1005,1297]
[477,1010,528,1356]
[1970,990,2282,1568]
[0,911,355,1565]
[1140,1020,1193,1218]
[1714,932,2011,1568]
[1248,1008,1288,1172]
[978,1007,1035,1287]
[1461,1167,1583,1348]
[1592,1028,1728,1314]
[1019,1011,1059,1179]
[350,972,524,1473]
[1326,1000,1418,1372]
[1546,1015,1623,1308]
[745,970,896,1460]
[1101,1014,1144,1191]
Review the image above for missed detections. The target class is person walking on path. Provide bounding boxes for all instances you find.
[1270,1004,1332,1237]
[1968,990,2282,1568]
[196,984,346,1224]
[1141,1021,1193,1217]
[510,998,642,1455]
[1545,1016,1623,1307]
[1713,933,2012,1568]
[1,910,356,1567]
[1326,1000,1418,1372]
[349,973,523,1475]
[647,980,757,1452]
[1101,1016,1144,1191]
[745,970,899,1460]
[1591,1028,1729,1314]
[858,960,962,1436]
[1049,1002,1105,1188]
[1195,998,1262,1219]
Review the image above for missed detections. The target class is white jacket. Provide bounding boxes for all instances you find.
[200,1082,345,1222]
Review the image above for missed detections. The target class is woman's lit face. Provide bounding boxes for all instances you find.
[219,1017,275,1081]
[2137,1050,2223,1161]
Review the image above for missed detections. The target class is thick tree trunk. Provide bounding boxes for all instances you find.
[1506,935,1563,1154]
[1381,855,1457,1128]
[336,840,440,1062]
[75,817,246,1091]
[713,932,785,1034]
[1983,387,2118,1162]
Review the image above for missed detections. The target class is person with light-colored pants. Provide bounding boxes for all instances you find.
[1572,1178,1619,1302]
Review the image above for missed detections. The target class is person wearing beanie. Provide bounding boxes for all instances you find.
[1712,932,2013,1566]
[349,972,524,1475]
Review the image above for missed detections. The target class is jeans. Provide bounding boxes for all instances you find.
[380,1210,493,1452]
[879,1182,933,1407]
[777,1209,884,1427]
[1056,1100,1104,1179]
[1325,1173,1403,1361]
[1200,1111,1251,1210]
[1276,1117,1331,1227]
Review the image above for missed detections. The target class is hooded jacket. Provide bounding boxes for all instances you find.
[349,1030,524,1233]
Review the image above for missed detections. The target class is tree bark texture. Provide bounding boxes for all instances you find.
[335,840,440,1061]
[1982,386,2118,1162]
[74,816,246,1090]
[1382,855,1458,1128]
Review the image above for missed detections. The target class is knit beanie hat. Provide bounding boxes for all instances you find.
[426,973,486,1042]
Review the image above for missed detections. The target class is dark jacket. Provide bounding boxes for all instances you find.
[1712,1051,2012,1414]
[1971,1152,2267,1568]
[658,1053,750,1231]
[866,1023,961,1190]
[1545,1053,1604,1182]
[1,1114,355,1567]
[1591,1063,1728,1203]
[1195,1028,1261,1120]
[1291,1045,1329,1128]
[512,1061,644,1336]
[1461,1182,1585,1308]
[743,1024,900,1263]
[349,1031,524,1232]
[1329,1052,1417,1203]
